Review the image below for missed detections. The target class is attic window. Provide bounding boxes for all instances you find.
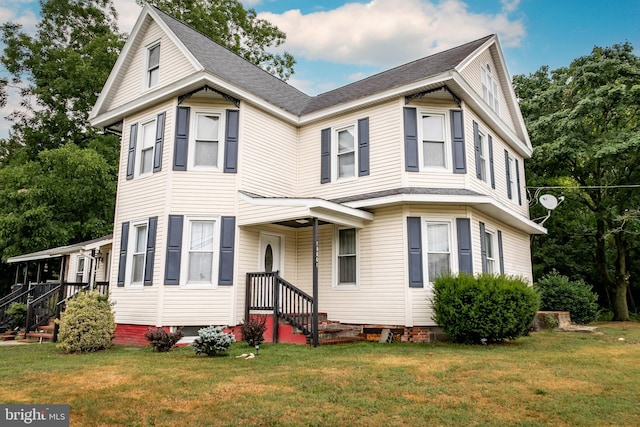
[481,64,499,114]
[147,43,160,88]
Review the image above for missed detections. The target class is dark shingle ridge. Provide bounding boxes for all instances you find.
[152,7,491,117]
[330,187,484,204]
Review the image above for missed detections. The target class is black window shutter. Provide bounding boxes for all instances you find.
[404,107,419,172]
[143,216,158,286]
[218,216,236,286]
[164,215,184,285]
[473,121,481,179]
[126,124,137,180]
[497,230,504,274]
[515,159,522,205]
[153,112,165,172]
[407,217,423,288]
[173,106,190,171]
[358,117,370,176]
[117,222,130,287]
[504,150,512,199]
[479,222,487,273]
[488,135,495,189]
[451,109,466,174]
[456,218,473,274]
[224,109,239,173]
[320,128,331,183]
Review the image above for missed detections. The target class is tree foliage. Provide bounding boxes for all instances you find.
[513,42,640,320]
[141,0,295,80]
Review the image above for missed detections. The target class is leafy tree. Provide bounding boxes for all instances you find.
[0,0,124,162]
[141,0,295,80]
[0,144,116,261]
[514,43,640,320]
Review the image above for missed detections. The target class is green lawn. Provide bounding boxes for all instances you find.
[1,322,639,426]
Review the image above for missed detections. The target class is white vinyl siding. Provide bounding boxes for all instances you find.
[106,20,198,111]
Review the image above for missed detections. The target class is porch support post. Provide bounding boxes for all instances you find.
[36,261,42,284]
[272,273,279,344]
[14,265,19,287]
[312,217,319,347]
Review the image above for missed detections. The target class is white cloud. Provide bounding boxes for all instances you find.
[501,0,520,13]
[258,0,525,68]
[113,0,142,34]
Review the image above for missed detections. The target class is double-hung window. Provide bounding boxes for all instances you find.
[481,64,500,114]
[484,229,496,274]
[336,227,357,287]
[130,222,148,286]
[425,222,452,283]
[187,220,215,283]
[477,130,487,182]
[336,125,356,179]
[420,111,448,170]
[189,111,223,170]
[147,43,160,88]
[138,119,156,176]
[507,153,517,199]
[75,257,86,283]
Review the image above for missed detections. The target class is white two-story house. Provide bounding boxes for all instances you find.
[89,5,544,345]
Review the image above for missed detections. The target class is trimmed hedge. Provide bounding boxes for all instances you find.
[534,270,600,324]
[432,273,540,344]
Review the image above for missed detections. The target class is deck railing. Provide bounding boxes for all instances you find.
[246,272,318,346]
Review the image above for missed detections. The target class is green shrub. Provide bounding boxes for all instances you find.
[57,291,115,353]
[6,302,27,328]
[192,326,235,356]
[432,273,540,344]
[240,316,267,346]
[144,327,184,352]
[534,270,600,324]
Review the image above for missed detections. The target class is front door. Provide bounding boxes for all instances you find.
[259,233,282,274]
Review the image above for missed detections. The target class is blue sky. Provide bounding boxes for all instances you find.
[1,0,639,138]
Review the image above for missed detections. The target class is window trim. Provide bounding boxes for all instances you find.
[507,153,517,201]
[477,129,488,183]
[136,117,157,178]
[332,123,358,182]
[422,217,458,286]
[188,109,226,171]
[75,256,87,283]
[145,41,161,89]
[481,63,500,114]
[180,216,220,289]
[125,219,149,288]
[418,109,451,172]
[333,226,359,289]
[483,227,497,274]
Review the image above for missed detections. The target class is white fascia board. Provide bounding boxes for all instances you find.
[90,71,300,128]
[298,72,454,125]
[342,193,545,235]
[7,252,59,263]
[454,35,496,73]
[451,72,533,158]
[239,192,374,223]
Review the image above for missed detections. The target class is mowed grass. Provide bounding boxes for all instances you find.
[1,322,639,427]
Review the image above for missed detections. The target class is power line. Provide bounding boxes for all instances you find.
[527,184,640,190]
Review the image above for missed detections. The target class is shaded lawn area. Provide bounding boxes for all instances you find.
[1,322,639,426]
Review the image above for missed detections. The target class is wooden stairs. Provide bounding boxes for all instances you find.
[1,319,56,343]
[277,313,366,345]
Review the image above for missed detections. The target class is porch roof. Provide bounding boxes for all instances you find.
[7,235,113,263]
[238,191,374,229]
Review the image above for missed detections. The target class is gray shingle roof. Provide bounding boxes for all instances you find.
[153,7,491,116]
[329,187,484,204]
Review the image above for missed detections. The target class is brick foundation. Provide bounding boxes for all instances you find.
[113,324,161,346]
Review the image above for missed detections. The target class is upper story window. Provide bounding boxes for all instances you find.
[336,125,356,179]
[481,64,499,114]
[193,112,221,168]
[483,229,496,274]
[335,227,358,287]
[320,117,369,184]
[146,43,160,88]
[419,110,450,171]
[139,119,156,176]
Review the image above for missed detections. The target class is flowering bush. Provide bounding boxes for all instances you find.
[191,326,235,356]
[240,316,267,346]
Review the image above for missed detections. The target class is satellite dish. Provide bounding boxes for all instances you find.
[539,194,559,210]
